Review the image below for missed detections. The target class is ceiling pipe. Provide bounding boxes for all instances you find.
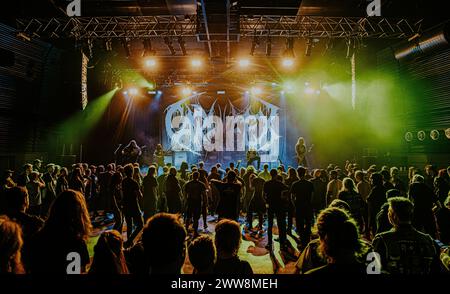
[200,0,213,59]
[394,22,449,61]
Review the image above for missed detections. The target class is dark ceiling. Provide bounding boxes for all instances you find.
[2,0,449,18]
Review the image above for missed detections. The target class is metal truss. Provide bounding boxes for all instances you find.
[16,15,423,40]
[16,15,197,39]
[240,15,423,39]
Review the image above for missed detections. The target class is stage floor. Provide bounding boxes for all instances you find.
[88,213,300,274]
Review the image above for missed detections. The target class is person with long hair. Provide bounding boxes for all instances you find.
[305,207,369,274]
[89,230,129,274]
[0,216,25,274]
[69,167,85,195]
[56,167,69,195]
[338,178,367,231]
[295,137,308,167]
[121,140,142,164]
[26,189,92,273]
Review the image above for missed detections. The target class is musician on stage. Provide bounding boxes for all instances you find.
[153,144,165,168]
[295,137,308,167]
[121,140,142,164]
[246,148,261,170]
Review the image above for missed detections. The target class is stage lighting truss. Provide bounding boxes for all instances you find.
[16,15,422,41]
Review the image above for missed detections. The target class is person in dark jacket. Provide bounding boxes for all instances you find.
[367,173,387,237]
[289,167,314,249]
[122,164,144,247]
[372,197,440,274]
[165,167,182,214]
[375,189,401,234]
[143,165,158,220]
[264,169,289,251]
[408,174,441,238]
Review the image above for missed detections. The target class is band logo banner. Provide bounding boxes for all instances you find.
[164,94,281,162]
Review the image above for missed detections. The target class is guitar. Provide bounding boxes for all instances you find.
[153,149,171,166]
[295,144,314,164]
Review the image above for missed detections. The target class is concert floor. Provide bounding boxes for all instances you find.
[88,213,299,274]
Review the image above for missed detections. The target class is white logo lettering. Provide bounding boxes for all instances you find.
[366,252,381,274]
[366,0,381,17]
[66,252,81,274]
[66,0,81,17]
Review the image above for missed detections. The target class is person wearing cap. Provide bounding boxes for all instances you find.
[33,159,42,173]
[2,169,15,189]
[26,171,45,216]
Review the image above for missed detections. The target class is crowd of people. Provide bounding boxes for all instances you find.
[1,157,450,274]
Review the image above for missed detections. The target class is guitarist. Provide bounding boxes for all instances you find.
[295,137,313,167]
[246,148,261,170]
[121,140,142,164]
[153,144,165,168]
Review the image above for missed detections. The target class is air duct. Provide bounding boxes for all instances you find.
[394,23,449,61]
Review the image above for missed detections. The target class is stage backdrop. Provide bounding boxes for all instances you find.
[161,93,287,169]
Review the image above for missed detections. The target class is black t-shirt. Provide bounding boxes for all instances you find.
[213,181,241,219]
[143,175,158,201]
[263,179,289,211]
[214,256,253,275]
[367,185,387,217]
[184,180,206,206]
[26,229,90,273]
[290,179,314,211]
[409,182,437,213]
[122,177,141,214]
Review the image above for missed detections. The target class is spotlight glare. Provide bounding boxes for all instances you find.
[283,82,294,93]
[251,87,262,96]
[182,87,192,96]
[145,58,157,68]
[238,58,250,68]
[157,90,163,95]
[129,88,139,96]
[282,58,294,68]
[305,87,315,95]
[191,59,202,68]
